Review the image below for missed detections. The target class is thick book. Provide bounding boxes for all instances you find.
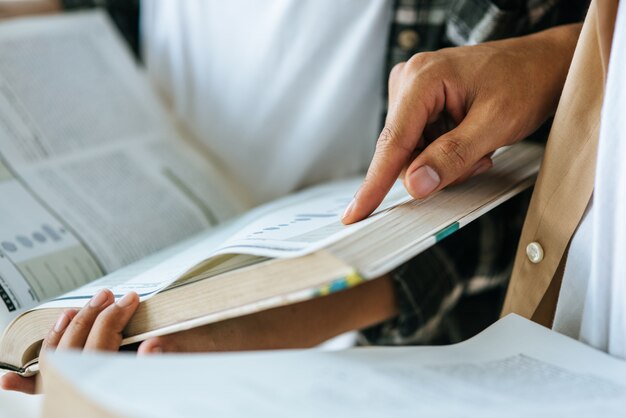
[0,12,542,376]
[40,315,626,418]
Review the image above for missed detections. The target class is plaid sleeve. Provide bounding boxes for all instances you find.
[386,0,585,73]
[445,0,561,45]
[359,191,531,346]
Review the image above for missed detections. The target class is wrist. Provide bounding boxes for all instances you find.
[510,23,583,123]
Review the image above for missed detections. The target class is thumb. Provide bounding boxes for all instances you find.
[138,336,172,354]
[0,373,38,394]
[404,110,501,199]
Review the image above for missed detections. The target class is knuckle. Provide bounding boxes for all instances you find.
[405,51,454,84]
[95,306,126,332]
[376,125,398,149]
[45,327,57,341]
[42,331,55,351]
[66,314,93,334]
[389,62,405,80]
[405,52,435,72]
[436,136,471,171]
[376,125,414,158]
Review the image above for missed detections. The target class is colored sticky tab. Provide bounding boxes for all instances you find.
[435,222,459,242]
[316,271,365,296]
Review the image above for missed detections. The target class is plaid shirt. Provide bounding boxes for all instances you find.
[63,0,587,345]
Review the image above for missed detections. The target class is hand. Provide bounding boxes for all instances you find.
[0,289,140,394]
[1,276,397,394]
[342,23,582,224]
[0,0,61,19]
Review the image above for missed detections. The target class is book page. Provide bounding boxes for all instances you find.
[213,177,411,258]
[44,315,626,417]
[0,159,101,330]
[0,12,245,323]
[30,176,392,310]
[35,218,248,309]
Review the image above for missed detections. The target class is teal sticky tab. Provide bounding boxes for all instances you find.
[435,222,459,242]
[328,280,348,293]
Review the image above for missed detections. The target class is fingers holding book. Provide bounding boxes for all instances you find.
[43,309,78,352]
[58,290,139,352]
[0,290,139,395]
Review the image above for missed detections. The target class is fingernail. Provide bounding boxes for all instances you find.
[342,198,355,221]
[116,292,136,308]
[89,289,109,308]
[408,166,440,197]
[151,344,163,353]
[53,312,70,333]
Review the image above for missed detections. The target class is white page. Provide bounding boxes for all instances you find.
[0,12,244,272]
[25,176,399,312]
[46,315,626,418]
[34,218,247,309]
[18,137,242,271]
[213,177,411,258]
[0,12,244,323]
[0,169,101,330]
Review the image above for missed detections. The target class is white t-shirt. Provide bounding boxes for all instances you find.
[553,2,626,359]
[141,0,392,204]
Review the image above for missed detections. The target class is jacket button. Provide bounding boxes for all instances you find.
[526,242,544,264]
[398,29,420,50]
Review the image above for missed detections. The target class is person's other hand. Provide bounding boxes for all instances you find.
[0,289,140,394]
[342,24,582,224]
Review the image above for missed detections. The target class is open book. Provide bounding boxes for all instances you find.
[0,12,543,376]
[40,315,626,418]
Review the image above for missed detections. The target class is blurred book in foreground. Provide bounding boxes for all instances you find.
[41,315,626,418]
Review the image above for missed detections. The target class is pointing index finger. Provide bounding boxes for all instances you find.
[342,101,428,224]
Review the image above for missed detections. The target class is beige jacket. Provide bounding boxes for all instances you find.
[502,0,620,326]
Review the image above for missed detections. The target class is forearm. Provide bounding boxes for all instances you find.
[220,276,398,350]
[489,23,583,129]
[264,275,398,348]
[153,276,398,353]
[522,22,582,111]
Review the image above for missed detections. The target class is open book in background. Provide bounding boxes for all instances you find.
[0,10,250,328]
[0,12,542,375]
[41,315,626,418]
